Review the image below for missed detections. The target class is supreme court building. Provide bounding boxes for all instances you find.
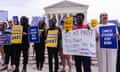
[44,0,89,26]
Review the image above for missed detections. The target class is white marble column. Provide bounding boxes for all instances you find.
[50,14,53,19]
[61,13,64,19]
[67,13,70,17]
[45,15,49,29]
[84,11,87,24]
[59,13,64,29]
[55,14,59,26]
[71,13,76,16]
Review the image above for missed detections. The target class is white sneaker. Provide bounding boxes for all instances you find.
[36,70,40,72]
[9,65,15,71]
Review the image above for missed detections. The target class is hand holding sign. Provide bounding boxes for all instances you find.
[22,32,27,35]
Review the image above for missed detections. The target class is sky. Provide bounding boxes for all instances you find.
[0,0,120,22]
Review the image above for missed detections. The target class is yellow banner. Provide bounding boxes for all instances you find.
[11,25,23,44]
[63,17,73,31]
[91,19,98,28]
[46,30,58,48]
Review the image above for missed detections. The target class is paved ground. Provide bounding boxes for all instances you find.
[0,60,98,72]
[0,44,99,72]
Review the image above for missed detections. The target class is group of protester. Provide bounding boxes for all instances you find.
[0,12,120,72]
[0,16,29,72]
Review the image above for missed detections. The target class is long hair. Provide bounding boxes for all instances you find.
[20,16,29,27]
[38,21,46,29]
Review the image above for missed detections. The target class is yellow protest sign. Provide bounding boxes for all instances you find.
[11,25,23,44]
[91,19,98,28]
[39,29,44,36]
[46,30,58,47]
[63,17,73,31]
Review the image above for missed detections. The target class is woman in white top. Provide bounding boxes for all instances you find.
[96,12,119,72]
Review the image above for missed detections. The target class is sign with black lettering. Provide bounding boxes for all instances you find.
[62,29,96,57]
[11,25,23,44]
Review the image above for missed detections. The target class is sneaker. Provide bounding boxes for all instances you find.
[36,70,41,72]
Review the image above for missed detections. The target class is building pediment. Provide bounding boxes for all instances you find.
[44,0,88,9]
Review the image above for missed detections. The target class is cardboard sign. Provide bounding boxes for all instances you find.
[108,20,118,26]
[91,19,98,28]
[28,26,39,43]
[13,16,19,25]
[100,25,118,49]
[0,10,8,22]
[62,29,96,57]
[63,17,73,31]
[0,34,11,45]
[11,25,23,44]
[46,30,58,47]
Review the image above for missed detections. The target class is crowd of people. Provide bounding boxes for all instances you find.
[0,12,120,72]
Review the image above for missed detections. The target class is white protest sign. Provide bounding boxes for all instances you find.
[62,29,96,57]
[0,10,8,22]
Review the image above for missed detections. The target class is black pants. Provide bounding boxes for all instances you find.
[4,45,15,65]
[14,44,29,68]
[47,48,59,72]
[34,45,45,70]
[116,50,120,72]
[74,56,91,72]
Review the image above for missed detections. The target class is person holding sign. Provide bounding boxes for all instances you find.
[46,17,62,72]
[0,23,5,54]
[4,20,16,71]
[116,24,120,72]
[73,13,91,72]
[13,16,29,72]
[34,20,46,72]
[96,12,119,72]
[0,22,9,71]
[60,17,72,72]
[0,22,7,61]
